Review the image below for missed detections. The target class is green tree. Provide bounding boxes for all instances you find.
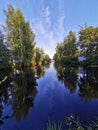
[43,54,51,66]
[35,47,44,65]
[54,31,78,65]
[63,31,77,62]
[53,43,63,63]
[79,26,98,64]
[5,5,35,66]
[0,30,11,69]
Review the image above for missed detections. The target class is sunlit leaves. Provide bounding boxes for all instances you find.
[5,5,35,66]
[54,31,77,64]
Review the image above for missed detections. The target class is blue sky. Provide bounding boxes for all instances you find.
[0,0,98,58]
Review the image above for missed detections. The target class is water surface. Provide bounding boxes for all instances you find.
[0,63,98,130]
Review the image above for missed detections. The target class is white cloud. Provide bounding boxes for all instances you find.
[30,15,65,58]
[44,6,51,27]
[56,16,65,42]
[30,19,56,58]
[45,7,50,16]
[30,2,66,58]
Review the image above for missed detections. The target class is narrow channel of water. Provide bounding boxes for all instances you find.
[0,63,98,130]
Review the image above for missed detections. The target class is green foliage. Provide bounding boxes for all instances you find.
[43,54,51,65]
[46,116,98,130]
[63,31,77,60]
[4,5,51,68]
[54,43,63,63]
[35,47,44,65]
[79,26,98,64]
[0,31,11,69]
[54,31,78,65]
[79,26,97,45]
[3,5,98,68]
[5,5,35,66]
[34,47,51,67]
[54,26,98,66]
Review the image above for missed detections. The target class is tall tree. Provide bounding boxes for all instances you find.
[79,26,98,63]
[63,31,77,61]
[35,47,44,65]
[43,54,51,65]
[53,43,63,63]
[5,5,35,66]
[54,31,78,65]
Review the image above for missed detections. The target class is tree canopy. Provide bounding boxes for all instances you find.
[5,5,35,66]
[54,26,98,66]
[79,26,98,64]
[2,5,51,68]
[54,31,78,65]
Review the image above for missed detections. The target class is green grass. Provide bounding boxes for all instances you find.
[46,120,62,130]
[46,116,98,130]
[83,118,98,130]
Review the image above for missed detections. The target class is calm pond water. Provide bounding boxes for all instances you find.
[0,63,98,130]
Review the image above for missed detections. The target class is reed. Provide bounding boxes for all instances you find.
[46,115,98,130]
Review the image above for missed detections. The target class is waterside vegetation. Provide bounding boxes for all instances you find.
[47,114,98,130]
[54,26,98,67]
[0,4,98,130]
[0,5,51,70]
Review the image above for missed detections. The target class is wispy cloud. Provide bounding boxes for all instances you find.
[30,1,65,58]
[30,17,65,58]
[44,6,51,27]
[30,19,56,58]
[55,16,65,42]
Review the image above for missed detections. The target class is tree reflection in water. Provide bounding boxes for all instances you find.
[54,63,78,93]
[0,63,50,121]
[35,65,45,79]
[10,64,48,121]
[11,67,38,121]
[54,62,98,100]
[78,67,98,100]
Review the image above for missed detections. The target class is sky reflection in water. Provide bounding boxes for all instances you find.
[0,63,98,130]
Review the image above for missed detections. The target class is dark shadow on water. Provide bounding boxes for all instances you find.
[54,63,78,94]
[0,64,49,124]
[10,67,38,121]
[54,62,98,100]
[78,67,98,101]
